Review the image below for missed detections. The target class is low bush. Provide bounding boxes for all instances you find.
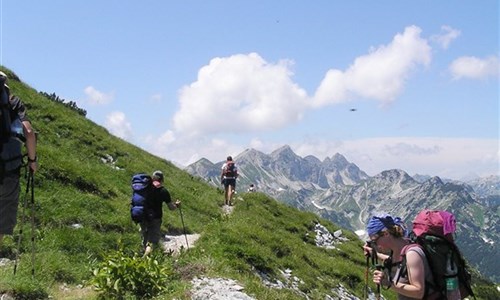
[90,249,173,299]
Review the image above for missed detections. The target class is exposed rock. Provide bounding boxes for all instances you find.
[162,233,200,255]
[191,277,255,300]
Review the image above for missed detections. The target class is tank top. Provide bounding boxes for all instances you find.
[392,246,436,300]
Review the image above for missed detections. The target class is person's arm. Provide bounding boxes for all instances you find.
[12,96,38,173]
[163,189,178,210]
[23,120,38,173]
[220,164,225,183]
[167,199,181,210]
[373,250,426,299]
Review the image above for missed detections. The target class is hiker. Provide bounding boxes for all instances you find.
[0,71,38,249]
[363,213,433,299]
[220,156,238,206]
[141,170,180,256]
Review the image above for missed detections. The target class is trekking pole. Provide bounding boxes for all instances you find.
[178,205,189,249]
[363,241,374,300]
[364,252,370,300]
[375,265,382,300]
[371,244,381,300]
[29,170,35,278]
[13,169,31,275]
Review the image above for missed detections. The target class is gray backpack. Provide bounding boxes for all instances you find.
[0,84,24,174]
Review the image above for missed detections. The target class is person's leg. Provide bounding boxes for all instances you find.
[224,184,230,205]
[228,185,233,205]
[144,219,162,256]
[140,221,149,252]
[228,179,236,205]
[0,174,20,250]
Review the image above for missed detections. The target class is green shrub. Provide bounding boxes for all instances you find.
[90,250,173,299]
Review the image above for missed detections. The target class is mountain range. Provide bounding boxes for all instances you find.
[1,66,498,298]
[186,145,500,282]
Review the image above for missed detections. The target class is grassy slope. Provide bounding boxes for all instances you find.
[0,67,496,299]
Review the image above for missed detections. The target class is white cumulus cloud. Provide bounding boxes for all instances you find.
[313,25,431,107]
[449,55,500,80]
[105,111,132,140]
[84,86,114,105]
[172,53,309,136]
[431,25,461,49]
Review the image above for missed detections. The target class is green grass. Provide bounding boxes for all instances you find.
[0,67,497,299]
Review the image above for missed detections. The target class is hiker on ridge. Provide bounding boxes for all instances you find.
[141,170,180,256]
[363,214,434,299]
[220,156,238,206]
[0,71,38,249]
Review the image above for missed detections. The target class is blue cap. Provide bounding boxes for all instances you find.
[367,213,407,237]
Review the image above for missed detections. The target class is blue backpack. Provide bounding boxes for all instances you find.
[130,174,153,223]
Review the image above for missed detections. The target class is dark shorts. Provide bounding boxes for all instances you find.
[0,173,20,235]
[140,218,162,246]
[223,178,236,189]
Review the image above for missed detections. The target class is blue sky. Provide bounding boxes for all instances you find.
[2,1,498,180]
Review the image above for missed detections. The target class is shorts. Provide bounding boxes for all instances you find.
[223,178,236,189]
[0,173,20,235]
[140,218,162,246]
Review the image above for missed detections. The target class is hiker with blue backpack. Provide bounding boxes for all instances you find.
[220,156,238,206]
[363,211,474,300]
[0,71,38,249]
[131,171,180,256]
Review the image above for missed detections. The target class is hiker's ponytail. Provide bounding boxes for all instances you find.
[389,217,408,238]
[386,223,407,238]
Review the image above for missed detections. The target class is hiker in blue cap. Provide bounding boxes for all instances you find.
[363,213,434,299]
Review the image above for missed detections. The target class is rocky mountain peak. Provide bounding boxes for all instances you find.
[270,145,299,161]
[195,157,215,166]
[427,176,444,186]
[238,148,267,162]
[329,153,349,167]
[376,169,414,183]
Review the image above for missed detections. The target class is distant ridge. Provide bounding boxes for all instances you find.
[186,145,500,282]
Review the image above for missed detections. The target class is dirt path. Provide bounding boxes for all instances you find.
[162,196,242,254]
[162,233,201,255]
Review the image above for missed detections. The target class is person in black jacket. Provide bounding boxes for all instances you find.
[0,71,38,249]
[141,170,180,256]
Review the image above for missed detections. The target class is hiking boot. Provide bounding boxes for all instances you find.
[143,245,153,257]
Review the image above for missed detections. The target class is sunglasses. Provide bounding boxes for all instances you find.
[370,231,386,244]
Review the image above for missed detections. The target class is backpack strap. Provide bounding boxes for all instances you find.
[398,242,445,299]
[394,243,418,286]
